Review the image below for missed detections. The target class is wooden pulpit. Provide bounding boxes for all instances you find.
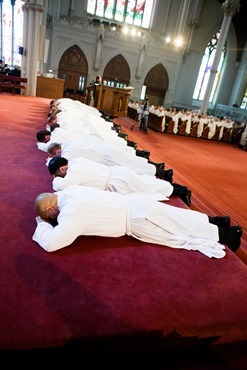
[85,84,133,117]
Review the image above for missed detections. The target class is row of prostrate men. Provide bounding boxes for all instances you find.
[32,97,242,257]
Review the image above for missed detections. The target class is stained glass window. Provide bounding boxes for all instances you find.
[87,0,154,29]
[0,0,24,67]
[193,31,225,102]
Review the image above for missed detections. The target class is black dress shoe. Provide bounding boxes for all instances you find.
[149,161,165,170]
[136,149,150,160]
[105,117,114,122]
[127,140,138,149]
[156,162,165,170]
[172,184,192,207]
[161,169,173,183]
[111,126,120,133]
[112,123,121,132]
[156,168,173,182]
[118,132,128,140]
[209,216,231,229]
[219,225,243,252]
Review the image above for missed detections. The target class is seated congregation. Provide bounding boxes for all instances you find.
[127,100,246,145]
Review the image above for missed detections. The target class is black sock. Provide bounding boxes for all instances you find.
[171,186,180,196]
[208,216,214,224]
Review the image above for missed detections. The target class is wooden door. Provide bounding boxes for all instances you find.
[58,45,88,102]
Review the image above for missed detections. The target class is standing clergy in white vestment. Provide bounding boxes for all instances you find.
[32,185,226,258]
[197,113,208,137]
[207,116,217,139]
[48,156,173,201]
[181,110,192,135]
[239,122,247,148]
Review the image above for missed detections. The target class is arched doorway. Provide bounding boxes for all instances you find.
[103,54,130,88]
[57,45,88,102]
[144,63,169,106]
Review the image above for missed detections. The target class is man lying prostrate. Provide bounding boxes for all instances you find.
[38,128,134,157]
[53,98,102,117]
[33,185,242,256]
[46,136,175,186]
[50,98,116,133]
[36,128,81,151]
[36,121,128,152]
[48,156,190,204]
[55,107,114,132]
[38,114,128,148]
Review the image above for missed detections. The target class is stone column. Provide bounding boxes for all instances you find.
[229,39,247,106]
[199,0,240,114]
[22,1,44,96]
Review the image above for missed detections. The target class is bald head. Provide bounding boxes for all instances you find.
[34,193,58,220]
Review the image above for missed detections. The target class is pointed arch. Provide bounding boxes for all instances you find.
[58,45,88,100]
[103,54,130,87]
[144,63,169,106]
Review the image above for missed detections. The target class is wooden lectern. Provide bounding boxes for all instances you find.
[36,76,64,99]
[85,84,133,117]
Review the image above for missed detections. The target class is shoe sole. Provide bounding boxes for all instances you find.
[225,226,243,252]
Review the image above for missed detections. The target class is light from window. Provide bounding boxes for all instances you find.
[1,0,23,67]
[240,88,247,109]
[105,0,115,19]
[87,0,154,29]
[140,85,146,100]
[78,76,85,91]
[193,30,225,102]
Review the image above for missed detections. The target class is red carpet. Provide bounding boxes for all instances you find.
[0,94,247,361]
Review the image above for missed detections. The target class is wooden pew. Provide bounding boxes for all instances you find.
[201,125,210,139]
[190,122,199,137]
[178,120,188,135]
[147,112,164,132]
[0,75,28,95]
[211,126,222,141]
[164,115,173,131]
[0,74,16,94]
[13,77,28,95]
[127,107,139,121]
[166,119,175,134]
[222,127,233,142]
